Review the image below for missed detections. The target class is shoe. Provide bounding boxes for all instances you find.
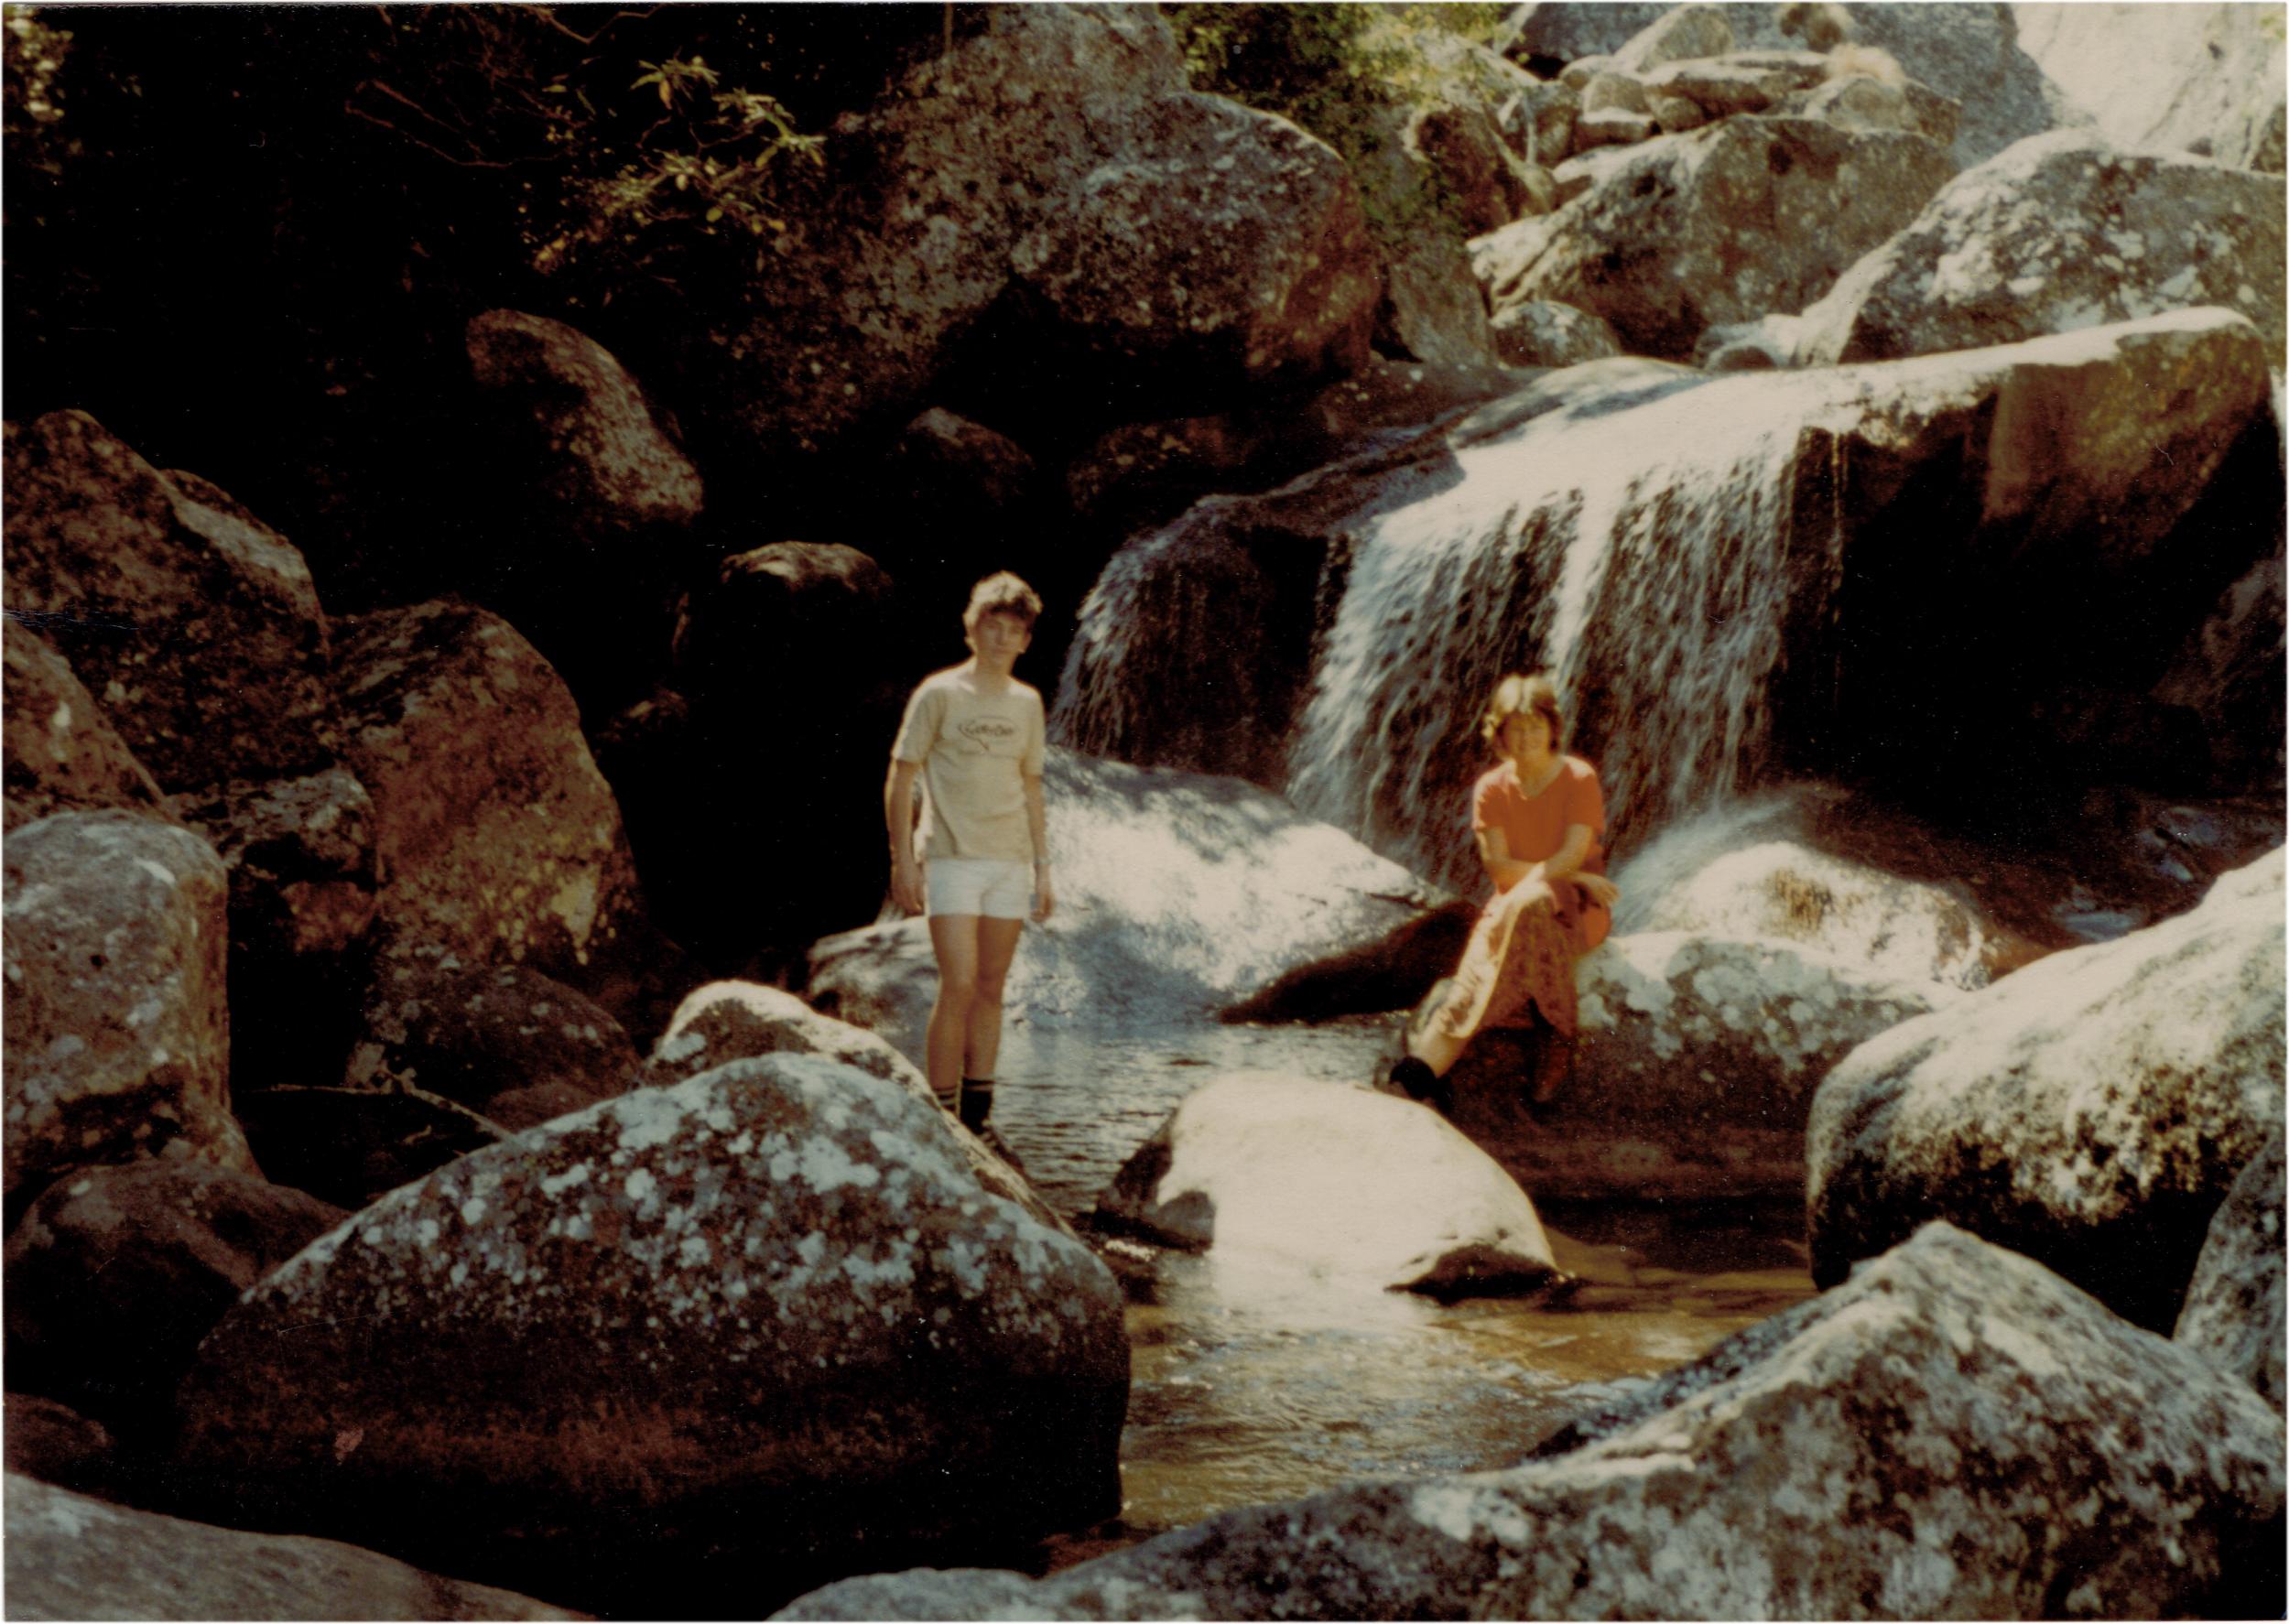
[1387,1056,1437,1100]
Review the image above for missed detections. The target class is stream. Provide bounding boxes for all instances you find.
[983,1014,1816,1564]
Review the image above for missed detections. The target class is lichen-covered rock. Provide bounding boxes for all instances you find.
[2017,1,2286,174]
[2,622,170,833]
[3,810,253,1205]
[172,764,377,1089]
[1486,298,1623,366]
[1638,51,1828,119]
[1097,1073,1557,1296]
[330,599,645,989]
[5,1475,578,1622]
[1796,130,2288,369]
[3,411,332,791]
[1473,114,1957,359]
[176,1056,1129,1615]
[3,1160,344,1438]
[2176,1131,2285,1412]
[781,1221,2286,1620]
[1808,849,2286,1331]
[347,961,637,1131]
[711,5,1377,462]
[1607,4,1732,73]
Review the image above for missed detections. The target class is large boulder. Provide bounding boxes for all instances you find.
[5,1474,576,1622]
[1470,114,1957,360]
[2016,2,2286,174]
[3,1160,344,1438]
[1487,298,1622,367]
[3,810,253,1207]
[2,411,332,791]
[346,961,638,1131]
[329,599,647,998]
[808,749,1446,1050]
[1096,1073,1557,1295]
[780,1221,2287,1620]
[704,5,1377,464]
[1,621,170,833]
[2175,1130,2285,1412]
[175,1055,1129,1616]
[1807,849,2286,1332]
[1797,130,2289,368]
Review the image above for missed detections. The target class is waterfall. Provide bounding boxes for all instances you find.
[1285,377,1837,892]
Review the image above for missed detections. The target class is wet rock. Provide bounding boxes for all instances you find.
[781,1221,2286,1620]
[348,962,637,1131]
[172,764,377,1089]
[3,810,251,1207]
[1098,1073,1557,1296]
[1797,130,2288,369]
[2017,2,2286,174]
[5,1474,578,1622]
[2,622,170,833]
[3,411,332,791]
[4,1160,344,1438]
[176,1055,1128,1616]
[461,310,705,715]
[2176,1131,2285,1412]
[645,980,1067,1237]
[233,1085,505,1212]
[3,1395,116,1496]
[1691,311,1804,368]
[1474,114,1956,359]
[711,5,1377,463]
[1808,849,2286,1332]
[1487,298,1623,367]
[330,600,646,999]
[809,749,1445,1048]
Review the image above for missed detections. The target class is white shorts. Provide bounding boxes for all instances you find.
[927,858,1033,920]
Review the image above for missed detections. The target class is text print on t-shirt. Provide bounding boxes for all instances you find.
[957,716,1022,752]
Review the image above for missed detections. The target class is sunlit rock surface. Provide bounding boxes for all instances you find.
[2016,2,2285,174]
[1797,130,2288,368]
[4,1475,576,1623]
[1097,1073,1557,1296]
[808,748,1444,1050]
[779,1222,2285,1620]
[2175,1130,2286,1412]
[175,1055,1127,1615]
[3,810,253,1206]
[1807,848,2286,1332]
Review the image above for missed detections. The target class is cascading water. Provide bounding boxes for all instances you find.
[1285,376,1839,891]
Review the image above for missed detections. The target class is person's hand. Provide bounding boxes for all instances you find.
[891,853,925,917]
[1579,873,1620,909]
[1032,867,1056,924]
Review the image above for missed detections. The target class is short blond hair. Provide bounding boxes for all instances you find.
[1481,672,1565,752]
[963,571,1043,632]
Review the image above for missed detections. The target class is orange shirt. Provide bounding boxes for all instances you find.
[1470,755,1609,949]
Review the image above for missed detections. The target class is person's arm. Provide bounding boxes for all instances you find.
[1478,822,1618,905]
[886,758,925,915]
[1024,769,1053,922]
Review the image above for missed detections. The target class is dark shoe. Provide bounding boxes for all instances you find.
[1387,1056,1437,1100]
[959,1077,995,1134]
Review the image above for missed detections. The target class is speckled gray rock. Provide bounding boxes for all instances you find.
[3,810,253,1205]
[4,1474,578,1622]
[2176,1131,2285,1412]
[711,5,1376,463]
[781,1220,2287,1619]
[1797,130,2288,368]
[331,599,645,985]
[3,411,332,791]
[645,980,1063,1234]
[176,1056,1127,1612]
[1808,848,2286,1332]
[1097,1073,1557,1296]
[2017,1,2285,174]
[1472,114,1956,358]
[4,1160,343,1438]
[2,622,170,833]
[1608,4,1733,73]
[1486,298,1623,366]
[347,961,637,1131]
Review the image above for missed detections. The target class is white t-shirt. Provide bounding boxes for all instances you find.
[891,670,1047,861]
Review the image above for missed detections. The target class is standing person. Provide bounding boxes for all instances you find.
[1389,673,1618,1118]
[885,572,1054,1134]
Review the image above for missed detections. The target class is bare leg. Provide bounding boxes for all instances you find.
[926,914,982,1110]
[965,915,1025,1082]
[1407,1023,1469,1078]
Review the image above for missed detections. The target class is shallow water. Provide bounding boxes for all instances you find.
[985,1016,1816,1557]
